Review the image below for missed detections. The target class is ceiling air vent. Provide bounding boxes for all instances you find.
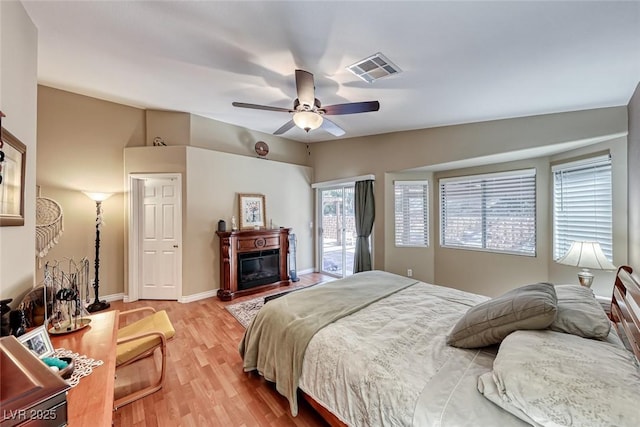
[346,52,401,83]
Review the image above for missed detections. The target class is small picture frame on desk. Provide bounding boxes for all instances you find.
[238,193,266,230]
[18,325,54,359]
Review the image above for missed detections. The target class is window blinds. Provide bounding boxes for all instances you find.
[394,180,429,247]
[440,169,536,256]
[552,155,612,261]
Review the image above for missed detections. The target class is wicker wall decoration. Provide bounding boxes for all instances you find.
[36,197,64,261]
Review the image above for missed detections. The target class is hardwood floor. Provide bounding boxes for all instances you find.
[111,273,334,427]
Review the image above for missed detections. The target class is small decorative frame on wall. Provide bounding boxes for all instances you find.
[238,193,266,230]
[0,124,26,226]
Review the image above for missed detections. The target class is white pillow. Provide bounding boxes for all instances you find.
[478,330,640,427]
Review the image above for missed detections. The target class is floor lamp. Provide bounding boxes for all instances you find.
[83,191,113,312]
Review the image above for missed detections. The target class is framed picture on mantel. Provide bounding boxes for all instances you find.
[238,193,266,230]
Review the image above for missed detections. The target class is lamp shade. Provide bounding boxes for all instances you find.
[556,241,616,270]
[83,192,113,202]
[293,111,323,132]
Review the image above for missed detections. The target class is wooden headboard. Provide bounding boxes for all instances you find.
[610,266,640,360]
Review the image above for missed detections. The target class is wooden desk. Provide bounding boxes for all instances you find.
[50,310,118,427]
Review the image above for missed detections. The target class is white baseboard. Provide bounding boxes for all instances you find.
[100,293,124,303]
[298,268,316,275]
[122,290,217,304]
[179,289,218,303]
[120,277,322,305]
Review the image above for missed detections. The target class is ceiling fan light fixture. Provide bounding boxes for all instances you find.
[233,68,377,137]
[293,111,323,132]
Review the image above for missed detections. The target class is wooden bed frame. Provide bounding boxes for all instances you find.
[610,265,640,360]
[302,392,347,427]
[302,265,640,427]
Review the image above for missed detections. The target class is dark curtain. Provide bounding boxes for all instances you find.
[353,179,375,273]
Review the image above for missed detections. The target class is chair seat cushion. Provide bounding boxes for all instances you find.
[117,310,175,366]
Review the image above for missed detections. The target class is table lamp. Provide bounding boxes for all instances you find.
[556,241,616,287]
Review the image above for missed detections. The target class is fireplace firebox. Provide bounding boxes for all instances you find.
[215,228,290,300]
[238,249,280,290]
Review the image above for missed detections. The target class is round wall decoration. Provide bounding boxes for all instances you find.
[255,141,269,158]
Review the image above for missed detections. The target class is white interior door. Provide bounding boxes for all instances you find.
[139,176,182,300]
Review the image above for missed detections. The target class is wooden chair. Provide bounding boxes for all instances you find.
[114,307,175,409]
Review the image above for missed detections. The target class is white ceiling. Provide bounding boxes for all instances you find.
[22,0,640,144]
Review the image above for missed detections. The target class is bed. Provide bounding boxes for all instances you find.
[239,267,640,427]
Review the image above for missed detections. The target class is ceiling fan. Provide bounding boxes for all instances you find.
[232,69,380,137]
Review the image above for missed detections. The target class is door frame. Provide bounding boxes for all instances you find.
[317,185,352,278]
[127,173,183,302]
[312,174,375,277]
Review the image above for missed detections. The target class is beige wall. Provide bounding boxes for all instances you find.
[434,137,627,298]
[35,87,145,297]
[629,82,640,268]
[311,107,628,297]
[124,146,313,299]
[547,139,628,299]
[145,110,190,147]
[0,1,38,305]
[36,86,310,301]
[189,114,309,166]
[434,157,551,297]
[384,171,435,283]
[184,148,313,296]
[145,110,309,166]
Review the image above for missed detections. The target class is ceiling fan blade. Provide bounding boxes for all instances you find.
[273,119,296,135]
[321,117,346,137]
[295,70,316,107]
[321,101,380,115]
[232,102,293,113]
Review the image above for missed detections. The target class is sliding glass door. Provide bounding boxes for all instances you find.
[319,186,355,278]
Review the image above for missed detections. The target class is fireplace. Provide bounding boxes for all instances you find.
[238,249,280,290]
[215,228,291,300]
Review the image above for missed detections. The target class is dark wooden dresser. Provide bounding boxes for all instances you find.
[0,336,69,427]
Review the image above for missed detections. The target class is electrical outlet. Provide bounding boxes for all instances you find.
[407,269,413,277]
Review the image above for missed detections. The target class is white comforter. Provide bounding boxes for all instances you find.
[298,281,531,427]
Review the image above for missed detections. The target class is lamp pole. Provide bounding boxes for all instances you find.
[84,192,113,312]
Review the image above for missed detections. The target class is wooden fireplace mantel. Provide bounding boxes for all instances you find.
[215,228,291,300]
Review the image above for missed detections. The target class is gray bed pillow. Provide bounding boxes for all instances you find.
[447,283,557,348]
[549,285,611,339]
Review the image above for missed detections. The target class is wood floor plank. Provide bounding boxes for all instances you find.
[112,273,332,426]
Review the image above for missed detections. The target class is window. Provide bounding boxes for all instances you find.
[440,169,536,256]
[394,180,429,247]
[552,155,612,261]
